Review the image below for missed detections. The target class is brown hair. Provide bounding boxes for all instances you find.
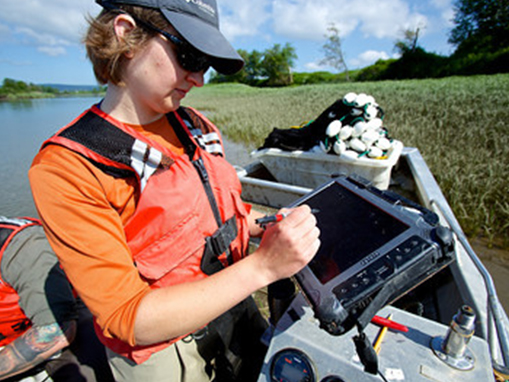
[84,6,168,85]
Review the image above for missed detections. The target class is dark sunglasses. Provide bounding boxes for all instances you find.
[134,18,211,73]
[99,1,211,73]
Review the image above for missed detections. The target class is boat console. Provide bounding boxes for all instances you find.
[257,293,494,381]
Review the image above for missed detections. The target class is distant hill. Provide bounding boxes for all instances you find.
[40,83,102,92]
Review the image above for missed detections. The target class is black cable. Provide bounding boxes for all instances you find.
[378,370,389,382]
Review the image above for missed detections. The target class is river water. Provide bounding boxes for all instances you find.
[0,97,506,315]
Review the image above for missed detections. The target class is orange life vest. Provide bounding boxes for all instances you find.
[0,217,40,346]
[43,105,251,363]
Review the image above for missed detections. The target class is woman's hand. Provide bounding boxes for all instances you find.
[253,205,320,284]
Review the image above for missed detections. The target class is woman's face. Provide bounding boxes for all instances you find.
[120,21,206,122]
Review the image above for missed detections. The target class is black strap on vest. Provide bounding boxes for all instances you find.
[168,109,237,275]
[56,110,138,178]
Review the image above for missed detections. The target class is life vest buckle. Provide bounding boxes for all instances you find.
[201,217,238,275]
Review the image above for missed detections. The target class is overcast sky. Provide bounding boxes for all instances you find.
[0,0,456,85]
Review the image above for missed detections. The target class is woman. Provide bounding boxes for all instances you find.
[29,0,320,380]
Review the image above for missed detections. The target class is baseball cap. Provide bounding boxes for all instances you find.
[96,0,244,75]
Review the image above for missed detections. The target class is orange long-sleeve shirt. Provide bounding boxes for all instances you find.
[29,113,185,346]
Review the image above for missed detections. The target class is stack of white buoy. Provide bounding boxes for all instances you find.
[309,92,394,159]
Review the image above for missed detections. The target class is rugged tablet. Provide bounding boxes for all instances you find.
[290,176,455,335]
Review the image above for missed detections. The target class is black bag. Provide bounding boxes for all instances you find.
[195,297,268,382]
[260,99,353,151]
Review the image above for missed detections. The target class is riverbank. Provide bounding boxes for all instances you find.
[471,237,509,313]
[0,92,56,101]
[0,78,105,101]
[0,92,105,101]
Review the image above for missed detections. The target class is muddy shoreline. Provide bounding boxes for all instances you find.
[472,238,509,315]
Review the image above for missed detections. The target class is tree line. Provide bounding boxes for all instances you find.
[210,43,298,87]
[358,0,508,81]
[212,0,508,86]
[0,78,105,100]
[0,78,60,98]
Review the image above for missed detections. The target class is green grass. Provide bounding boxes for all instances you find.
[183,75,509,247]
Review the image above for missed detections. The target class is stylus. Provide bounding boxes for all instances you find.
[255,212,288,228]
[255,209,320,228]
[372,315,409,332]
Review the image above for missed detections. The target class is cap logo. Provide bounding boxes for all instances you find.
[184,0,215,18]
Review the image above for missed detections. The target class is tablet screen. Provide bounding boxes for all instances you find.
[302,182,410,284]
